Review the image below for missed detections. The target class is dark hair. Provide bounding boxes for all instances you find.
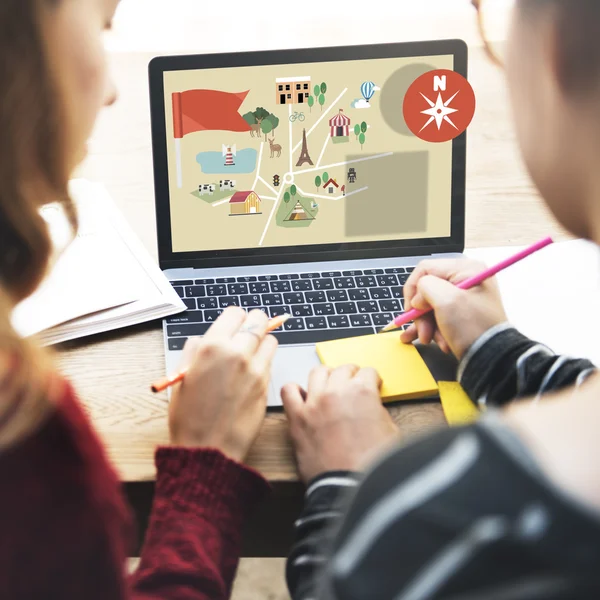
[521,0,600,94]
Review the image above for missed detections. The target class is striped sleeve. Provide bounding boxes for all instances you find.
[458,324,596,408]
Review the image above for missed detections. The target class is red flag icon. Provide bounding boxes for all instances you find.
[172,89,252,138]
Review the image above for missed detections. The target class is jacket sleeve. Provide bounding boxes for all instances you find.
[457,323,596,407]
[129,447,270,600]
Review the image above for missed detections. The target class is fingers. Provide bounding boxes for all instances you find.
[328,364,360,387]
[252,333,279,374]
[354,367,383,390]
[281,383,305,419]
[417,275,463,311]
[231,309,270,356]
[204,306,247,340]
[400,324,417,344]
[434,330,451,354]
[307,365,331,399]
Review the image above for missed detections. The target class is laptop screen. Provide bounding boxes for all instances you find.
[161,52,456,256]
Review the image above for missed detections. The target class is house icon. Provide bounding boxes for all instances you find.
[323,178,339,194]
[229,191,262,216]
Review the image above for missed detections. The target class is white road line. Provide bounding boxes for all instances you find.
[258,184,284,246]
[258,176,278,196]
[261,196,277,201]
[297,152,394,177]
[292,87,348,154]
[212,197,232,207]
[252,143,264,190]
[295,187,336,201]
[344,185,369,198]
[289,104,293,173]
[316,134,329,168]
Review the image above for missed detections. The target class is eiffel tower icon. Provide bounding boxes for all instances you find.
[296,128,314,167]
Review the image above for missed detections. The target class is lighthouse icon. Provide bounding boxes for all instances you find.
[222,144,237,166]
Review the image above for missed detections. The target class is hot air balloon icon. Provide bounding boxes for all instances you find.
[351,81,380,109]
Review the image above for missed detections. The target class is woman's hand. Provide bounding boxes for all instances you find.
[168,307,278,462]
[400,258,508,359]
[281,365,398,483]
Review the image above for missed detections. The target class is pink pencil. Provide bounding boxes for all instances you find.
[379,236,554,334]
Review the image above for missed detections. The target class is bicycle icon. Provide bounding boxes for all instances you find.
[289,112,306,123]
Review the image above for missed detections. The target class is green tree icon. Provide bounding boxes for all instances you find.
[361,121,368,134]
[354,124,360,140]
[322,171,329,184]
[315,175,322,190]
[291,185,297,197]
[359,132,366,149]
[308,95,315,112]
[314,84,321,97]
[284,192,290,203]
[318,82,327,111]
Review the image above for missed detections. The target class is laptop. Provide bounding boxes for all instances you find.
[149,40,467,406]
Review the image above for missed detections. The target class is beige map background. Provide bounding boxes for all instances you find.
[164,54,454,253]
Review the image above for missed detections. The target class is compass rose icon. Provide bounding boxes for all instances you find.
[403,69,476,143]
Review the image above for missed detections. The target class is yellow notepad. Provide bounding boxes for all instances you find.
[316,333,438,403]
[438,381,480,426]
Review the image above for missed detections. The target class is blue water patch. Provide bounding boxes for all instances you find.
[196,149,258,174]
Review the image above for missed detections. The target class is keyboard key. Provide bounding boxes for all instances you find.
[284,292,304,305]
[256,306,269,315]
[327,315,350,328]
[335,302,358,315]
[167,311,205,324]
[291,305,313,317]
[377,275,398,286]
[205,309,223,322]
[350,314,372,327]
[167,323,211,337]
[269,305,290,318]
[321,271,341,278]
[183,298,196,310]
[258,275,279,281]
[270,281,292,293]
[271,327,372,345]
[263,294,283,306]
[372,313,394,327]
[370,288,391,300]
[236,276,257,282]
[314,303,335,316]
[300,273,321,279]
[391,287,404,299]
[173,287,184,298]
[172,280,193,286]
[168,338,188,351]
[356,276,376,288]
[228,283,248,295]
[206,285,226,296]
[292,280,312,291]
[313,278,334,290]
[219,296,239,308]
[279,274,299,280]
[357,301,379,313]
[385,267,406,274]
[250,282,269,294]
[406,267,415,273]
[398,274,410,285]
[284,318,306,331]
[349,289,369,301]
[364,269,384,275]
[197,297,218,309]
[306,316,327,329]
[240,295,261,307]
[216,277,236,283]
[380,299,402,312]
[305,290,326,303]
[327,290,348,302]
[342,270,363,276]
[195,278,215,285]
[334,277,356,289]
[185,286,206,298]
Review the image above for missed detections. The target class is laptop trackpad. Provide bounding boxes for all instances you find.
[268,345,321,407]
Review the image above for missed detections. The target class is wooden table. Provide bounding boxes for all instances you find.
[57,47,569,556]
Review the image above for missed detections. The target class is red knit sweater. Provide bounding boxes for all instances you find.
[0,379,270,599]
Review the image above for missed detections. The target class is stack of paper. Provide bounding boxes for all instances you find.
[11,179,186,345]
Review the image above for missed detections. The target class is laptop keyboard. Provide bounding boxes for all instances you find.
[165,267,415,350]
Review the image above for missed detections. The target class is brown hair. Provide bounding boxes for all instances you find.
[521,0,600,95]
[0,0,76,442]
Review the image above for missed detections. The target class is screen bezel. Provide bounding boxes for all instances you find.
[149,40,468,270]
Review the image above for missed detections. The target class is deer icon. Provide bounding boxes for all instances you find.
[268,137,282,158]
[250,116,264,138]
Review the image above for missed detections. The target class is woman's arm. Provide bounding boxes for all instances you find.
[129,448,269,600]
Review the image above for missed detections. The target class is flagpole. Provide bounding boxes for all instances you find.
[175,138,183,189]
